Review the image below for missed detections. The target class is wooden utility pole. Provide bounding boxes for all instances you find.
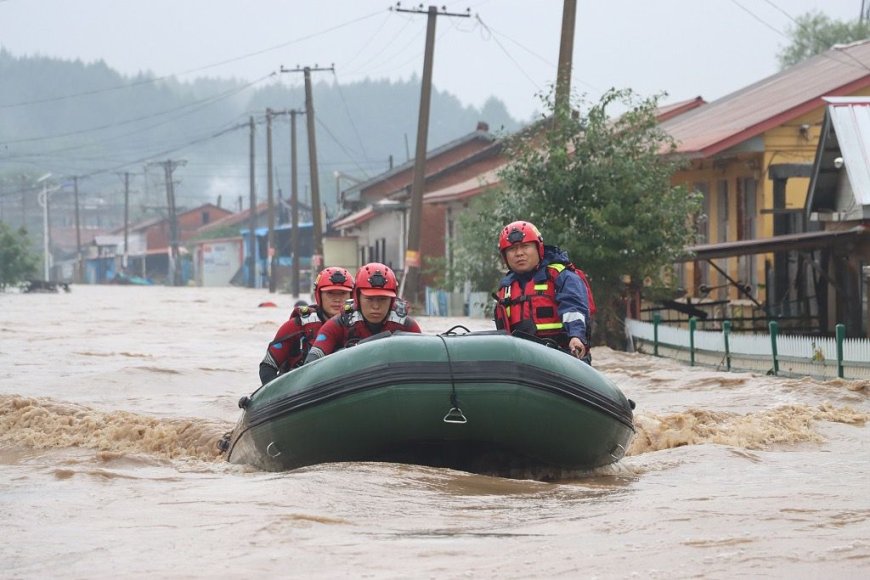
[394,4,470,302]
[20,175,27,230]
[123,172,130,266]
[248,116,257,288]
[554,0,578,116]
[266,108,290,293]
[289,109,304,298]
[151,159,186,286]
[73,176,82,283]
[280,65,333,273]
[266,108,277,293]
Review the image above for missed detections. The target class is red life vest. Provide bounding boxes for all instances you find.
[495,264,564,337]
[265,305,325,372]
[495,262,595,342]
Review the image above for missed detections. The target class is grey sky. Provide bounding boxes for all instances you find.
[0,0,861,121]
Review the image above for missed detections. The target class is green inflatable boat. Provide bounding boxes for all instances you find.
[224,328,635,478]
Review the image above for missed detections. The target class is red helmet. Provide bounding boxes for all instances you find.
[355,262,398,299]
[313,266,354,306]
[498,220,544,260]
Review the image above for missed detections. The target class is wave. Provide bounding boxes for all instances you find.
[628,404,867,455]
[0,395,231,462]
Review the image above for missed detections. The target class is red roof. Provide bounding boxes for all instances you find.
[654,96,706,123]
[423,164,505,205]
[332,206,376,230]
[661,40,870,158]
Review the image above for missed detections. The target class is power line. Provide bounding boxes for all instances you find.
[331,70,371,169]
[730,0,870,73]
[2,74,274,145]
[0,9,385,110]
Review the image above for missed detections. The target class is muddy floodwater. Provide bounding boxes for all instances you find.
[1,285,867,578]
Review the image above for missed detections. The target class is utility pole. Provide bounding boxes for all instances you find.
[393,4,470,303]
[281,64,333,274]
[73,176,82,283]
[123,172,130,269]
[554,0,578,117]
[36,173,53,281]
[151,160,186,286]
[289,109,305,298]
[248,116,257,289]
[266,108,277,293]
[266,108,290,293]
[20,175,27,230]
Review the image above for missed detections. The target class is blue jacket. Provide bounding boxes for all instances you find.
[497,245,590,344]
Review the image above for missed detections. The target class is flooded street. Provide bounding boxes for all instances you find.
[1,285,868,578]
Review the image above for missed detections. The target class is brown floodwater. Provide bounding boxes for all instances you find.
[1,285,867,578]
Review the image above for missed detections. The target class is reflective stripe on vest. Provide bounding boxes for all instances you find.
[499,267,564,333]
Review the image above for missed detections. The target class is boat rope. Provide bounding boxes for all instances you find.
[437,334,467,424]
[441,324,470,336]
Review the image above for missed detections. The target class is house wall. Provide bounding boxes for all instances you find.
[177,205,233,239]
[673,153,765,306]
[424,154,507,277]
[142,205,233,252]
[349,211,405,271]
[196,238,244,287]
[671,99,870,307]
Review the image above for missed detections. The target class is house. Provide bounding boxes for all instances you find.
[191,198,316,288]
[190,201,270,287]
[113,203,233,283]
[422,100,708,286]
[332,122,497,291]
[804,96,870,337]
[662,40,870,334]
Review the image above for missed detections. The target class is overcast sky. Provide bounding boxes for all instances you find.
[0,0,863,121]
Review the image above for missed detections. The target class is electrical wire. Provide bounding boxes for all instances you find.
[730,0,870,73]
[331,70,371,172]
[2,73,274,145]
[0,9,385,110]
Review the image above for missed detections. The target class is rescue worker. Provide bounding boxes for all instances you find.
[258,266,354,385]
[493,220,592,362]
[304,262,422,363]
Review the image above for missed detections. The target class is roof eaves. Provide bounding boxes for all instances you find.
[698,76,870,158]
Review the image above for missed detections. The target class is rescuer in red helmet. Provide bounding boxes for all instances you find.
[258,266,354,385]
[304,262,422,363]
[494,221,594,363]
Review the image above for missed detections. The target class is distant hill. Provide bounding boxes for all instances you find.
[0,49,521,220]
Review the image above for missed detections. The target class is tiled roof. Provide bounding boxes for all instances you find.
[332,206,376,230]
[661,40,870,158]
[423,164,505,204]
[342,127,496,198]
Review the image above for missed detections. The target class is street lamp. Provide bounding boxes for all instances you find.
[36,173,55,281]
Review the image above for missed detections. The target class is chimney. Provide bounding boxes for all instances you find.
[476,121,489,133]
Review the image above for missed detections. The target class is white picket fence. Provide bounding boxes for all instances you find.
[626,318,870,380]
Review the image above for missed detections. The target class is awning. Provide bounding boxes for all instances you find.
[680,225,868,261]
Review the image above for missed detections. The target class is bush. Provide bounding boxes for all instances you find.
[0,222,39,290]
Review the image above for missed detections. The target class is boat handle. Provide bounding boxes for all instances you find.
[443,407,467,424]
[609,443,625,460]
[266,442,282,458]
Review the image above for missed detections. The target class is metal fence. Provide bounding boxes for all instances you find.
[626,317,870,380]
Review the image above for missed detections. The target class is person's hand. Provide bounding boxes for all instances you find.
[568,337,587,359]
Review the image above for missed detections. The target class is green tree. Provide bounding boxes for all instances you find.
[777,12,870,69]
[0,222,39,290]
[450,88,701,349]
